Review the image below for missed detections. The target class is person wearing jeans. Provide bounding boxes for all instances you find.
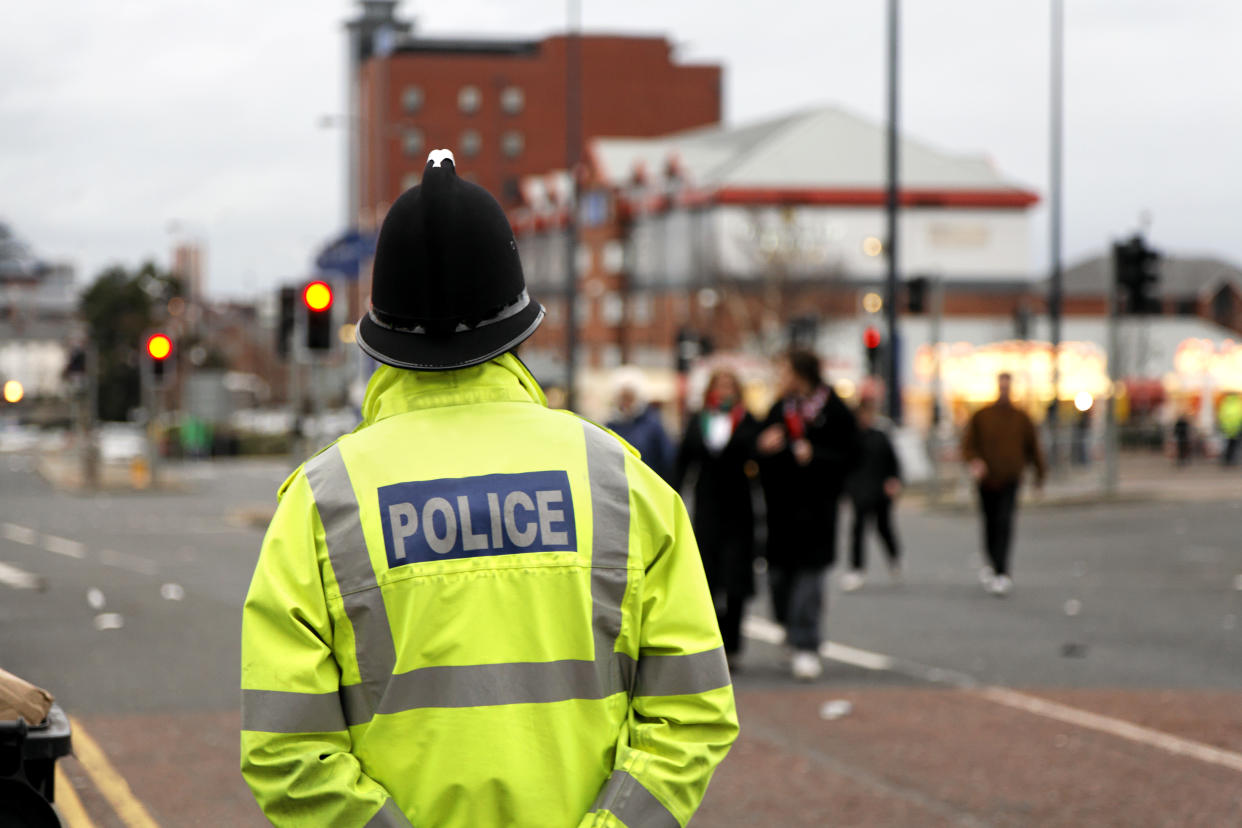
[756,349,858,679]
[961,372,1046,597]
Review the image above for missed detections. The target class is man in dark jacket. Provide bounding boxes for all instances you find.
[842,398,902,592]
[756,349,857,680]
[961,372,1046,596]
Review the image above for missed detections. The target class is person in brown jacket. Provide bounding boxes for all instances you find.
[961,372,1046,596]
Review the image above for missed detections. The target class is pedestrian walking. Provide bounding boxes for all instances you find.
[1218,393,1242,466]
[961,372,1046,597]
[674,368,760,670]
[606,368,677,484]
[841,398,902,592]
[1173,411,1194,466]
[756,348,857,680]
[240,150,737,828]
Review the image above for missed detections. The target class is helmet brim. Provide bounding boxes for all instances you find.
[355,300,545,372]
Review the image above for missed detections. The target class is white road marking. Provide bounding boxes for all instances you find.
[741,614,784,644]
[2,522,38,545]
[742,614,1242,775]
[975,686,1242,774]
[821,642,895,671]
[0,561,44,590]
[43,534,87,559]
[99,548,158,576]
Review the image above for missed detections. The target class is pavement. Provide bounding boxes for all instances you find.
[1,448,1241,826]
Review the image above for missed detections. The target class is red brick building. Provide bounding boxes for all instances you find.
[355,33,722,226]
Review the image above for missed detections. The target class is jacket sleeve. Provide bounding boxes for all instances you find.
[884,432,903,482]
[1024,414,1048,482]
[580,479,739,828]
[809,392,859,473]
[241,474,411,828]
[961,412,980,463]
[671,416,698,493]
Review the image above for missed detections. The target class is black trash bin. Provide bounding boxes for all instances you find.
[0,704,72,828]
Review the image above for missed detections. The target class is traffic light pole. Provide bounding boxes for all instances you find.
[1103,251,1120,496]
[142,354,160,489]
[928,274,945,503]
[884,0,902,424]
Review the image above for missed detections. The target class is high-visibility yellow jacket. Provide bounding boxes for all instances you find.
[241,353,738,827]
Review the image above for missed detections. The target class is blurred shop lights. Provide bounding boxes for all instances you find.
[913,340,1109,404]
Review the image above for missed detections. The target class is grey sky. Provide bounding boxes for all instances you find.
[3,1,1240,300]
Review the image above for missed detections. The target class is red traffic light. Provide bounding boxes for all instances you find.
[146,333,173,360]
[303,281,333,312]
[863,326,882,350]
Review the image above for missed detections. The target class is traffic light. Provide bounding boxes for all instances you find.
[303,280,334,351]
[146,332,173,385]
[276,286,297,357]
[863,325,883,376]
[906,276,929,314]
[1114,234,1161,315]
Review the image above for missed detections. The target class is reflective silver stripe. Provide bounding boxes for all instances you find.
[373,659,599,715]
[369,289,532,334]
[305,445,396,721]
[364,798,413,828]
[582,422,632,697]
[634,647,731,698]
[591,769,680,828]
[240,688,347,734]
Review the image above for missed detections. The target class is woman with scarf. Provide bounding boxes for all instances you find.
[756,349,858,680]
[674,369,760,670]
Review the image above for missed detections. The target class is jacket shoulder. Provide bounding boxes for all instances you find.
[276,434,349,500]
[556,410,642,460]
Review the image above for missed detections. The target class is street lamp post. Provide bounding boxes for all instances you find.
[1048,0,1065,469]
[563,0,583,410]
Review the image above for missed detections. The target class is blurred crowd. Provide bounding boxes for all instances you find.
[608,350,1046,681]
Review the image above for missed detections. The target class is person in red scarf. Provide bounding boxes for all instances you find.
[756,349,858,680]
[674,369,760,670]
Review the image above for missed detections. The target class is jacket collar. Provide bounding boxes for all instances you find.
[360,352,547,426]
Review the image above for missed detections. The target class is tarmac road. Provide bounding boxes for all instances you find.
[0,452,1240,826]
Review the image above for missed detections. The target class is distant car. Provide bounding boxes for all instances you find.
[98,424,146,462]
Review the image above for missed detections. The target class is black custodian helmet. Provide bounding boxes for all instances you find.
[356,149,544,371]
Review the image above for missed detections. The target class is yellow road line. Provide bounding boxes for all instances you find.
[69,716,160,828]
[54,764,99,828]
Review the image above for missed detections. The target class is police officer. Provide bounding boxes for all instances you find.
[241,150,737,827]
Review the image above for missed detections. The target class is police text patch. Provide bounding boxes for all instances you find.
[378,471,576,568]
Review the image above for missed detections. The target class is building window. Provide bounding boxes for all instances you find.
[402,128,424,157]
[500,86,525,115]
[458,85,482,114]
[602,241,625,274]
[501,130,524,159]
[401,86,424,114]
[630,292,653,325]
[460,129,482,157]
[401,172,421,192]
[602,293,623,326]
